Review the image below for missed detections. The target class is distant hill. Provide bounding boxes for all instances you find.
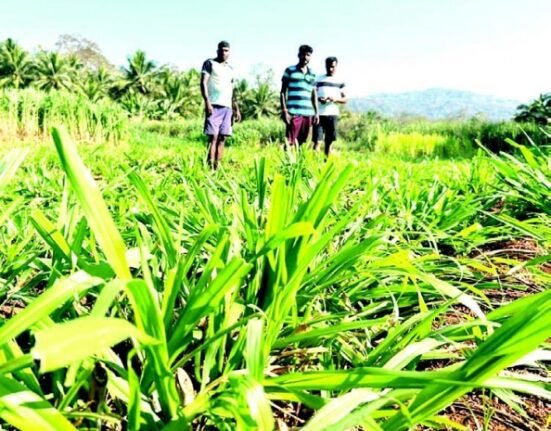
[347,88,522,121]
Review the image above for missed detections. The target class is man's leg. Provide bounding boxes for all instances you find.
[297,116,312,147]
[312,121,323,150]
[214,136,227,169]
[213,108,232,168]
[207,134,218,168]
[205,107,222,169]
[286,116,299,150]
[324,137,333,158]
[324,116,337,158]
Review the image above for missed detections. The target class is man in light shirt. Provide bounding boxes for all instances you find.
[200,41,241,170]
[313,57,347,157]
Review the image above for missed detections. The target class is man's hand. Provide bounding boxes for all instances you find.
[205,101,213,116]
[234,110,242,123]
[319,97,334,104]
[282,110,291,125]
[313,114,320,125]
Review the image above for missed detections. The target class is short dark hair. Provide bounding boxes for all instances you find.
[326,56,338,66]
[218,40,230,49]
[298,44,313,55]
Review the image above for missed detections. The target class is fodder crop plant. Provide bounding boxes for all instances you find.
[0,125,549,430]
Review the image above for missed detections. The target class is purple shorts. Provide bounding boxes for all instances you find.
[286,115,312,145]
[204,105,233,136]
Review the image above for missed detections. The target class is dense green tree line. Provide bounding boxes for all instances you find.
[0,36,278,121]
[514,93,551,125]
[2,36,548,125]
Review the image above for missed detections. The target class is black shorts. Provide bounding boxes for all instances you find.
[313,115,338,143]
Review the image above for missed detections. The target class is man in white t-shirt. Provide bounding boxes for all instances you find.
[200,41,241,170]
[313,57,347,157]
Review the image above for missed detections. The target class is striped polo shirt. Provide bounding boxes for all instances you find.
[316,74,346,116]
[282,65,316,116]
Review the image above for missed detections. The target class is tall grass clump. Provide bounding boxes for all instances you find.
[138,118,286,147]
[231,118,286,146]
[374,131,476,159]
[484,138,551,217]
[0,89,128,143]
[338,112,550,157]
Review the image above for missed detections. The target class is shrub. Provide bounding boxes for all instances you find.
[137,118,286,146]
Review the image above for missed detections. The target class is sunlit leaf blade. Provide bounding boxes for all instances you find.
[124,279,181,419]
[0,377,77,431]
[128,171,178,267]
[51,126,131,279]
[0,148,28,189]
[302,389,383,431]
[32,316,158,373]
[0,271,103,347]
[382,289,551,430]
[246,318,266,381]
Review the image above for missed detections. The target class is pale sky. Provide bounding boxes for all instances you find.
[1,0,550,101]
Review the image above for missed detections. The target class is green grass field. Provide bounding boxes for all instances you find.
[0,121,549,430]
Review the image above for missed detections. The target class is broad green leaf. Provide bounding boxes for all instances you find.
[31,209,72,260]
[168,257,252,359]
[0,148,28,189]
[228,374,274,431]
[0,271,103,346]
[382,289,551,430]
[125,278,180,418]
[246,318,266,381]
[265,368,465,392]
[273,318,387,349]
[383,338,443,370]
[129,171,178,267]
[302,389,383,431]
[0,377,77,431]
[32,316,157,372]
[256,222,316,257]
[106,369,160,426]
[418,275,486,322]
[127,353,142,431]
[0,341,41,394]
[51,127,131,279]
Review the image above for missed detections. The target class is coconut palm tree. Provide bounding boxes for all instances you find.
[33,51,76,91]
[155,69,187,119]
[241,82,278,119]
[0,38,34,89]
[233,78,250,103]
[78,65,115,102]
[148,67,202,119]
[79,77,103,102]
[120,50,158,95]
[178,68,202,117]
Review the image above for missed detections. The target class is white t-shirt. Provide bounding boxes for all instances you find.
[316,74,346,116]
[201,59,235,108]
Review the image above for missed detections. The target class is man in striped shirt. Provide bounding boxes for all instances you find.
[313,57,347,157]
[280,45,319,148]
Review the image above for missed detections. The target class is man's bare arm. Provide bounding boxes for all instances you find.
[200,73,213,115]
[280,78,290,125]
[232,88,241,122]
